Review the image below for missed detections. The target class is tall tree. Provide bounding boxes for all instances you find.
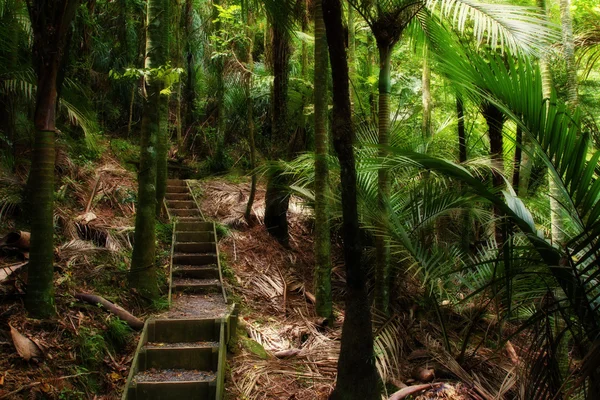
[264,11,293,246]
[129,0,169,300]
[559,0,577,107]
[313,0,333,321]
[322,0,381,398]
[25,0,82,318]
[155,0,170,216]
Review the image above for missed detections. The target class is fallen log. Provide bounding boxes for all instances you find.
[75,293,144,330]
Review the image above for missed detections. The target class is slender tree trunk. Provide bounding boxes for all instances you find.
[457,94,467,163]
[375,43,392,315]
[313,0,332,321]
[559,0,577,107]
[155,0,170,216]
[482,102,505,245]
[129,0,168,300]
[456,93,470,252]
[347,1,358,111]
[322,1,380,398]
[244,11,257,221]
[264,20,292,246]
[183,0,196,136]
[367,34,376,121]
[512,125,522,194]
[422,43,432,138]
[25,0,81,318]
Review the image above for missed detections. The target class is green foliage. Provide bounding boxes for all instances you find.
[215,222,231,239]
[77,326,107,366]
[105,317,133,351]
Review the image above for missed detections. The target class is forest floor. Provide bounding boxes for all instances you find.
[196,178,485,400]
[0,145,515,399]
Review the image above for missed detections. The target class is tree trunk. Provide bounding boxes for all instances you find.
[422,43,432,138]
[129,0,168,300]
[347,1,358,111]
[155,0,170,216]
[322,0,381,398]
[367,34,376,121]
[457,94,467,163]
[482,102,505,245]
[559,0,577,107]
[313,0,332,321]
[244,11,257,221]
[264,19,291,246]
[183,0,196,135]
[25,0,81,318]
[375,43,392,315]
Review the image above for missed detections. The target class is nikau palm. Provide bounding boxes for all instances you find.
[25,0,82,318]
[349,0,558,313]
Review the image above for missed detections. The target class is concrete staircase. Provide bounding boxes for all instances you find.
[123,180,236,400]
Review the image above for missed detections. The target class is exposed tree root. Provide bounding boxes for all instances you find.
[75,293,144,330]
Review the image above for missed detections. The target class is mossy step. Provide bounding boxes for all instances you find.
[166,200,196,210]
[173,265,219,279]
[170,209,202,218]
[148,319,221,343]
[174,242,216,253]
[166,186,189,193]
[171,278,221,294]
[176,221,213,232]
[165,193,193,201]
[172,253,217,266]
[139,343,219,371]
[175,231,215,243]
[127,378,217,400]
[167,179,187,186]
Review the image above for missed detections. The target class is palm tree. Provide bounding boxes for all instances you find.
[313,0,333,321]
[349,0,558,313]
[129,0,170,300]
[322,0,381,398]
[25,0,82,318]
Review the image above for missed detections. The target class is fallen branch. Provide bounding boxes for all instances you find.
[388,383,443,400]
[75,293,144,330]
[0,372,96,399]
[274,348,301,358]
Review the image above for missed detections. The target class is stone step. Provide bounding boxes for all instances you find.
[139,342,219,371]
[173,265,219,280]
[127,379,216,400]
[176,221,213,232]
[147,318,220,343]
[170,208,202,218]
[167,179,187,186]
[171,278,221,294]
[165,193,193,201]
[174,242,216,253]
[166,200,196,210]
[166,185,189,194]
[175,231,215,243]
[172,253,217,266]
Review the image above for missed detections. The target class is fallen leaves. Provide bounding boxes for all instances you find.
[10,325,42,361]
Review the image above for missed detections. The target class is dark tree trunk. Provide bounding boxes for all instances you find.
[512,125,522,194]
[322,0,381,398]
[482,101,505,245]
[457,94,467,163]
[25,0,82,318]
[264,20,292,246]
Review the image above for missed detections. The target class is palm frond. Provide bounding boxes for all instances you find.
[425,0,560,55]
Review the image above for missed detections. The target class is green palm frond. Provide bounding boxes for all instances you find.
[1,69,99,148]
[425,0,560,55]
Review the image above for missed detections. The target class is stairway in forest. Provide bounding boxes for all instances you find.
[122,180,236,400]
